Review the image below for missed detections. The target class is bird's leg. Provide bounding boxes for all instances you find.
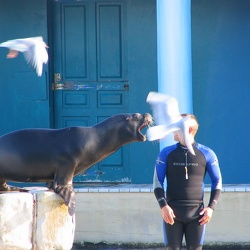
[7,49,19,58]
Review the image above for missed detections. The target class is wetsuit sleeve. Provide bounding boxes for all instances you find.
[153,151,168,208]
[206,151,222,210]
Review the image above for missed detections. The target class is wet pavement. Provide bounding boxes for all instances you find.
[72,247,165,250]
[72,246,163,249]
[71,243,165,249]
[71,243,250,250]
[72,248,250,250]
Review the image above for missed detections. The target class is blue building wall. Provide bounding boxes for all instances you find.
[192,0,250,183]
[0,0,158,184]
[0,0,250,184]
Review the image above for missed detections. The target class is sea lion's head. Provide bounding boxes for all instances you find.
[124,113,153,142]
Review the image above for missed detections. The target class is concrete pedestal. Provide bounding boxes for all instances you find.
[0,189,75,250]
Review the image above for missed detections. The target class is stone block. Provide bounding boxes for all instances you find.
[0,192,33,250]
[34,191,75,250]
[0,189,75,250]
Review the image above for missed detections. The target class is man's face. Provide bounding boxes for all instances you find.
[173,130,182,142]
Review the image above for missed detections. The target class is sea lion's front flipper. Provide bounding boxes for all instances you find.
[55,184,76,216]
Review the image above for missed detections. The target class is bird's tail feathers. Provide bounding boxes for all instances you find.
[146,125,179,141]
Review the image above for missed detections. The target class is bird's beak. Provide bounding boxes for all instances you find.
[44,42,49,48]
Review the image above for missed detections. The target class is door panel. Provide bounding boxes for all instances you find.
[52,0,129,182]
[97,3,124,79]
[63,4,88,78]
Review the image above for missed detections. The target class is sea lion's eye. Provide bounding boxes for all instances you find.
[133,113,142,119]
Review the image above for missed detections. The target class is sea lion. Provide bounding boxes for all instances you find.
[0,113,152,215]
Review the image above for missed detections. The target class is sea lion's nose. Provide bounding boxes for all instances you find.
[144,113,153,125]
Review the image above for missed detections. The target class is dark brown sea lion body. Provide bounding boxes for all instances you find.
[0,113,152,215]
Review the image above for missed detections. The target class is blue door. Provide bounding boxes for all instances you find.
[0,0,50,135]
[52,0,130,182]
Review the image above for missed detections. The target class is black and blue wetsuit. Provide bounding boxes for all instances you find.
[153,142,222,250]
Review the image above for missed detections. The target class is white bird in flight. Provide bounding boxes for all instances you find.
[146,92,196,155]
[0,36,48,77]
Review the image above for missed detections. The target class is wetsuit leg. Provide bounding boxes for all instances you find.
[163,220,184,250]
[185,219,206,250]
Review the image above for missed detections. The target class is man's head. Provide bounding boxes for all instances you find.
[181,113,199,136]
[174,114,199,143]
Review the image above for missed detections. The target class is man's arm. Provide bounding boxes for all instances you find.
[153,168,168,208]
[153,151,177,224]
[207,153,222,209]
[199,149,222,225]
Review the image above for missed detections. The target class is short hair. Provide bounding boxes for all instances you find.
[181,113,199,136]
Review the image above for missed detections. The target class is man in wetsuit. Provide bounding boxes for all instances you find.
[153,114,222,250]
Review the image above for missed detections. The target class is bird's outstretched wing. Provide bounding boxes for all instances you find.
[0,36,48,77]
[146,92,196,155]
[146,92,182,126]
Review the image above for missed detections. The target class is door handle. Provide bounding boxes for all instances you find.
[54,73,61,83]
[52,73,63,90]
[52,82,75,90]
[52,83,64,90]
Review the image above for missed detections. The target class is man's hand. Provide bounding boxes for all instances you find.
[199,207,213,225]
[161,205,176,225]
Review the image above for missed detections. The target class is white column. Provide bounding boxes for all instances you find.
[157,0,193,149]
